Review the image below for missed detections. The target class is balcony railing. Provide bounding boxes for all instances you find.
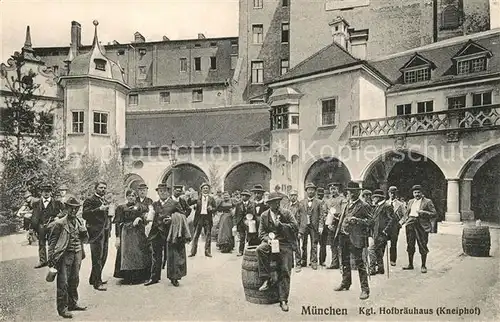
[349,104,500,139]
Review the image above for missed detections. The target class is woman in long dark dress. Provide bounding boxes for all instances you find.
[114,190,151,283]
[216,192,236,253]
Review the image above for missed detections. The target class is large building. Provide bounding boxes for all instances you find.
[1,1,498,224]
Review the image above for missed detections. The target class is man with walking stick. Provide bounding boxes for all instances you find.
[333,181,373,300]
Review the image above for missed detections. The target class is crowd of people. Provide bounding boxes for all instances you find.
[16,178,437,317]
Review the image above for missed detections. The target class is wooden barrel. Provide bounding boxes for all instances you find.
[241,246,279,304]
[462,226,491,257]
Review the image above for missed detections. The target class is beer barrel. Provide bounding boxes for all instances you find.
[462,226,491,257]
[241,246,279,304]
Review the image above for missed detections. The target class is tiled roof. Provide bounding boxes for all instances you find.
[369,30,500,92]
[125,105,270,147]
[269,43,361,84]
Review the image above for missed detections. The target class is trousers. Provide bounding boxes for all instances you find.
[89,230,109,287]
[406,223,429,255]
[389,226,400,263]
[190,216,212,255]
[36,226,48,264]
[150,235,165,282]
[238,230,246,254]
[318,228,329,265]
[57,251,82,314]
[301,225,319,265]
[339,233,369,292]
[368,235,388,273]
[256,242,293,302]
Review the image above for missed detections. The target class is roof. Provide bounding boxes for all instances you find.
[369,29,500,92]
[125,105,270,148]
[269,42,361,84]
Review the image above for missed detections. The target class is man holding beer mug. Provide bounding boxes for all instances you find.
[256,192,298,312]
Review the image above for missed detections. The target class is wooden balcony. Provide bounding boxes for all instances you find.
[349,104,500,140]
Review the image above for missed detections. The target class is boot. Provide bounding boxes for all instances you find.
[402,253,414,270]
[421,254,427,273]
[334,284,350,291]
[359,289,370,300]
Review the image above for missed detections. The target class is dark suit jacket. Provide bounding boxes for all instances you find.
[335,199,373,248]
[150,197,181,241]
[234,200,255,231]
[250,200,268,233]
[298,197,323,233]
[82,194,110,243]
[47,216,88,266]
[258,208,298,250]
[400,197,437,233]
[371,202,395,240]
[31,198,63,230]
[190,194,217,228]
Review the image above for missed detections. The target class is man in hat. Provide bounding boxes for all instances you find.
[233,189,254,256]
[256,192,298,312]
[82,181,110,291]
[321,182,347,269]
[172,185,190,215]
[334,181,373,300]
[298,182,322,270]
[145,183,182,285]
[400,185,436,273]
[317,188,325,201]
[31,182,63,269]
[386,186,406,266]
[248,184,269,246]
[56,184,69,204]
[189,182,217,257]
[361,189,373,205]
[368,189,395,275]
[287,190,302,272]
[47,196,88,319]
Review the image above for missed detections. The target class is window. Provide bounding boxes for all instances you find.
[72,111,84,133]
[180,58,187,72]
[403,68,430,84]
[472,92,492,107]
[281,23,290,43]
[210,57,217,70]
[52,65,59,74]
[321,99,336,126]
[93,112,108,135]
[396,104,412,115]
[448,95,466,109]
[160,92,171,104]
[210,42,217,47]
[138,66,147,80]
[253,0,263,8]
[271,106,289,130]
[194,44,201,48]
[457,58,487,75]
[417,101,434,113]
[280,59,289,75]
[251,61,264,84]
[291,115,299,125]
[94,59,106,71]
[230,55,238,70]
[282,0,289,7]
[194,57,201,71]
[441,5,461,30]
[230,40,238,55]
[252,25,264,44]
[129,94,138,105]
[192,89,203,102]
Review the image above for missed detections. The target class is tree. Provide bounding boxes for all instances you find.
[207,163,222,193]
[462,12,490,35]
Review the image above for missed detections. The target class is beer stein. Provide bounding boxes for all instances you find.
[232,226,237,236]
[46,267,57,282]
[269,232,280,253]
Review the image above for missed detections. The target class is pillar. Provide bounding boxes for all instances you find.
[445,179,461,222]
[459,179,474,221]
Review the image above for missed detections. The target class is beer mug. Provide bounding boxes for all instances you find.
[248,220,256,233]
[269,232,280,253]
[46,267,57,282]
[232,226,237,236]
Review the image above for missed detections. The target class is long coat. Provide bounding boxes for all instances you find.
[258,208,298,250]
[31,199,63,230]
[371,202,396,240]
[400,197,437,233]
[47,216,88,267]
[298,198,323,233]
[149,198,181,241]
[335,199,373,248]
[82,194,110,243]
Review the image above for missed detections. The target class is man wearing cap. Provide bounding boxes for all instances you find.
[233,189,254,256]
[298,182,322,270]
[321,182,347,269]
[248,184,269,246]
[256,192,298,312]
[361,190,373,206]
[47,196,89,318]
[386,186,406,266]
[334,181,373,300]
[31,182,63,269]
[287,190,302,272]
[189,182,217,257]
[400,185,436,273]
[368,189,395,275]
[82,181,110,291]
[172,185,190,215]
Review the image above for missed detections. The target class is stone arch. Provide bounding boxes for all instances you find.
[223,161,271,193]
[159,162,208,191]
[303,156,352,191]
[458,143,500,180]
[124,173,145,192]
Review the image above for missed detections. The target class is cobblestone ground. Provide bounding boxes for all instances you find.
[1,228,499,321]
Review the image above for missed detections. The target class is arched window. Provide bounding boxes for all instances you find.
[94,58,107,71]
[441,5,461,30]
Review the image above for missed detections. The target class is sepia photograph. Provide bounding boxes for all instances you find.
[0,0,499,320]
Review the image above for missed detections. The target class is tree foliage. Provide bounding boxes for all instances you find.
[207,163,222,193]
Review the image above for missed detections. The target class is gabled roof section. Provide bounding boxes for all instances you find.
[452,40,493,59]
[400,53,436,71]
[269,42,360,84]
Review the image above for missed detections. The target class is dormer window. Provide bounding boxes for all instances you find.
[400,53,435,84]
[452,40,492,75]
[94,59,106,71]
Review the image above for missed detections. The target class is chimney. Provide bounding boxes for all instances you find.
[329,17,350,50]
[198,33,206,39]
[134,32,145,43]
[71,21,81,54]
[162,36,170,41]
[349,29,369,60]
